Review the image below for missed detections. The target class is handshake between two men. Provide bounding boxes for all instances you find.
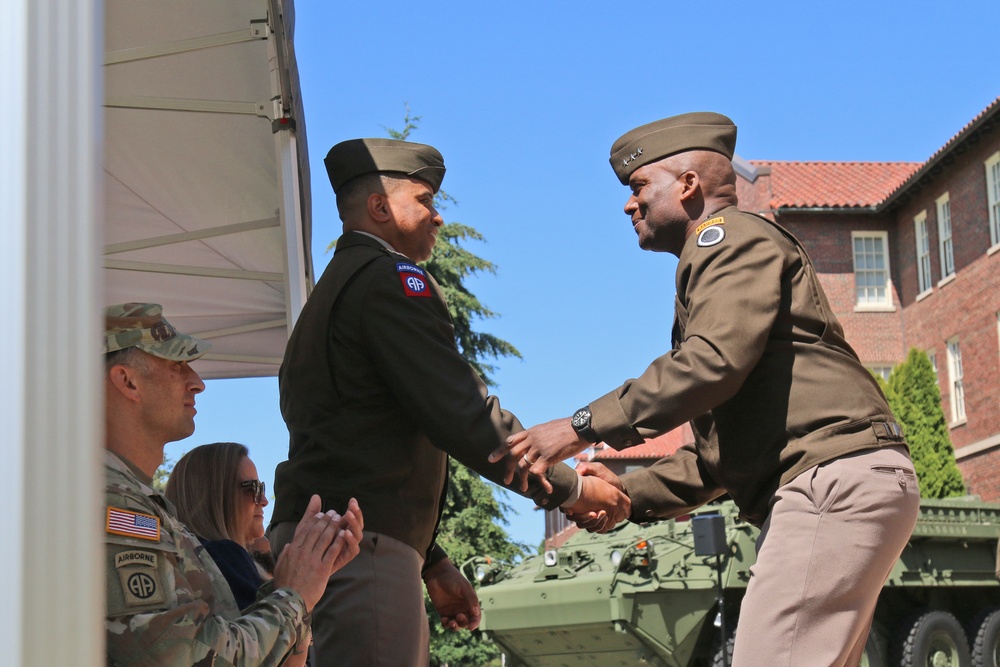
[489,416,632,534]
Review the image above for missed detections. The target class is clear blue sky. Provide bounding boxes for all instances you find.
[168,1,1000,551]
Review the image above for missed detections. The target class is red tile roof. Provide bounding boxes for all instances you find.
[577,423,694,462]
[750,160,919,209]
[884,95,1000,206]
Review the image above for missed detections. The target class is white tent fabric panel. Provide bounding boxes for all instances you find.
[103,0,311,379]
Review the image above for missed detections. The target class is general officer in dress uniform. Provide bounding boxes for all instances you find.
[103,302,363,666]
[269,138,620,666]
[490,113,922,667]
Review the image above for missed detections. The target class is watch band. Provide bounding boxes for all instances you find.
[571,407,599,443]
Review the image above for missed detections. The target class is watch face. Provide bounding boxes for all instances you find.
[572,408,591,429]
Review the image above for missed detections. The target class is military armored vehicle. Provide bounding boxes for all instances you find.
[468,498,1000,666]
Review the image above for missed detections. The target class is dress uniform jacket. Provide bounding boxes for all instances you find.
[104,452,309,666]
[272,232,577,563]
[588,206,906,526]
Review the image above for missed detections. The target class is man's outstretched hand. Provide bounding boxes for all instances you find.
[564,462,631,534]
[488,417,590,485]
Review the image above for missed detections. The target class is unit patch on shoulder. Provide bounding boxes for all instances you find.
[696,225,726,247]
[396,262,431,298]
[107,507,161,541]
[694,216,725,235]
[114,550,166,607]
[115,550,158,569]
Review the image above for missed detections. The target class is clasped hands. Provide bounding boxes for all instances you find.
[488,417,632,534]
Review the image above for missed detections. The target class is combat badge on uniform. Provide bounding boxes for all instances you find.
[695,216,726,247]
[396,262,432,298]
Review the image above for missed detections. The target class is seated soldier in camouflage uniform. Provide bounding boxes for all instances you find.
[103,302,364,666]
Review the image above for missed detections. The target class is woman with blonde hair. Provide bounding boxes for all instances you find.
[166,442,310,665]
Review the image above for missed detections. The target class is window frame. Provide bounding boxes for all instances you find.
[945,336,966,426]
[986,151,1000,250]
[936,192,955,282]
[868,365,893,382]
[851,230,894,311]
[914,210,932,297]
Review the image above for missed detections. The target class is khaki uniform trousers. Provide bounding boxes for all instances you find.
[731,445,919,667]
[270,525,429,667]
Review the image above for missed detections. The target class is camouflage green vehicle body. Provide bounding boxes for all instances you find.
[472,499,1000,667]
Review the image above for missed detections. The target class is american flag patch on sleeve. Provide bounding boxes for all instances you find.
[107,507,161,541]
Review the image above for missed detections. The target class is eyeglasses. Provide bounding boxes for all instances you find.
[240,479,266,505]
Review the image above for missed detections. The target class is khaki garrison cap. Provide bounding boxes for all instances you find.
[104,303,211,361]
[610,112,737,184]
[324,138,446,194]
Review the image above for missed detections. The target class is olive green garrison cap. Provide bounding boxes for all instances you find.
[610,112,737,184]
[324,138,446,194]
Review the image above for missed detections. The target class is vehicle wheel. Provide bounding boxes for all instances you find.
[861,627,887,667]
[894,609,971,667]
[968,607,1000,667]
[710,618,737,667]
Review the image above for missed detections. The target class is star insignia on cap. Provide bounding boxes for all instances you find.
[622,147,644,168]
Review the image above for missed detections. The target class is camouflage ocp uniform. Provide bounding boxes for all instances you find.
[104,451,310,666]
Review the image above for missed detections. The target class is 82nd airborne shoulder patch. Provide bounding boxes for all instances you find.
[396,262,432,298]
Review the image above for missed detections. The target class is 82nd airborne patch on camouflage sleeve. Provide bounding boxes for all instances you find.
[114,549,166,607]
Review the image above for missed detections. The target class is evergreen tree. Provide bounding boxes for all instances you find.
[384,105,521,386]
[427,466,526,667]
[879,348,965,499]
[151,456,173,494]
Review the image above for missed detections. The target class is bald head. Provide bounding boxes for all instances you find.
[659,150,737,202]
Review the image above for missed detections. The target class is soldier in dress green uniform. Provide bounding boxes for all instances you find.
[269,138,621,666]
[492,113,922,667]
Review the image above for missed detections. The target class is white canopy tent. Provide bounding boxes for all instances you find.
[104,0,313,378]
[1,1,312,663]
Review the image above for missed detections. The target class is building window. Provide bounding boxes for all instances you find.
[987,151,1000,248]
[914,211,932,295]
[936,193,955,279]
[927,350,938,377]
[946,337,966,424]
[868,366,893,381]
[852,231,892,308]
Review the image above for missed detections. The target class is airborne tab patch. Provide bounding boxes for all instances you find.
[107,507,161,541]
[396,262,431,298]
[115,550,158,569]
[695,217,725,235]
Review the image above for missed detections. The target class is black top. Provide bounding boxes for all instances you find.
[201,538,262,611]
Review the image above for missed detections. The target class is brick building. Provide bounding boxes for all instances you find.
[741,96,1000,499]
[544,98,1000,548]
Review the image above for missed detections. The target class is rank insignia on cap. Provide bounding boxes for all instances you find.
[107,507,161,541]
[397,262,431,298]
[696,225,726,247]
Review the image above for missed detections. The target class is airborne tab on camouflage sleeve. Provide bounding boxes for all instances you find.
[113,548,166,607]
[396,262,432,298]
